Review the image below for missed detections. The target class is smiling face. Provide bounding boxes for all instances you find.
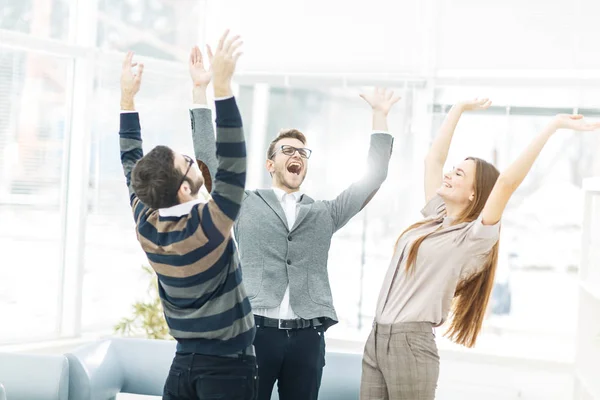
[266,137,309,192]
[265,129,309,193]
[436,157,501,220]
[437,159,477,208]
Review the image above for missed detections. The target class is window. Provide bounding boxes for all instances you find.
[0,49,71,341]
[0,0,70,41]
[97,0,204,61]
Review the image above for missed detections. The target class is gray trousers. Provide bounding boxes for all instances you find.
[360,322,439,400]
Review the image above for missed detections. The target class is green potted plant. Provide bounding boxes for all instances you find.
[114,265,173,340]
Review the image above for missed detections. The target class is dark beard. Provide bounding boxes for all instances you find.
[184,176,203,196]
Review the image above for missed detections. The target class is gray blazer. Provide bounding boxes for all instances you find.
[190,107,394,327]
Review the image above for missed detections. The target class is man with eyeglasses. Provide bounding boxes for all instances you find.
[118,31,260,400]
[191,86,400,400]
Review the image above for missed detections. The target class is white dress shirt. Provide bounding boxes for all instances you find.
[158,198,207,217]
[253,187,303,320]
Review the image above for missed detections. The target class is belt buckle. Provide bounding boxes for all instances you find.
[278,319,292,330]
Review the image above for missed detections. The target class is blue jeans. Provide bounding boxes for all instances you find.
[163,352,258,400]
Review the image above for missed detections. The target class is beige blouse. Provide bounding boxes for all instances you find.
[375,195,501,327]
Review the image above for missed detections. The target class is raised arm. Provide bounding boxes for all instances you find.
[118,51,145,204]
[188,45,218,192]
[425,98,491,203]
[323,88,399,232]
[202,31,246,233]
[481,114,600,225]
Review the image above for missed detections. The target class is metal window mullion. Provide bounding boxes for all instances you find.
[56,0,98,339]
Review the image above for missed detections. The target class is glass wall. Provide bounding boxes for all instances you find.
[0,0,70,40]
[0,0,209,342]
[0,48,71,341]
[96,0,204,60]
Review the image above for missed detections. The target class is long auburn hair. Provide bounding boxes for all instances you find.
[395,157,500,348]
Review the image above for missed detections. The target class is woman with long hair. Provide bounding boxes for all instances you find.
[360,98,600,400]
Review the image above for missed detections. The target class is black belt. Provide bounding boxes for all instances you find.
[254,315,323,330]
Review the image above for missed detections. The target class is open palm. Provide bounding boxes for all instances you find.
[189,46,212,87]
[460,98,492,111]
[121,51,144,96]
[359,87,401,115]
[552,114,600,131]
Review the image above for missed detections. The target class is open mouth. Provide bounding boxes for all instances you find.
[286,161,303,175]
[443,182,452,188]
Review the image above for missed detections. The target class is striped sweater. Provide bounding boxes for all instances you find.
[119,97,255,355]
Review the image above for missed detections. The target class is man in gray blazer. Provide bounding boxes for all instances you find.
[190,87,399,400]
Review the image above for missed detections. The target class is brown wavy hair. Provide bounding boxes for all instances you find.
[395,157,500,347]
[266,129,307,160]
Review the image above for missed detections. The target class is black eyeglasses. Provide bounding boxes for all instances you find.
[270,145,312,159]
[177,155,194,192]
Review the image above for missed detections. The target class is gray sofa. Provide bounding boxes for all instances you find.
[0,353,69,400]
[66,337,362,399]
[0,337,361,399]
[66,338,175,400]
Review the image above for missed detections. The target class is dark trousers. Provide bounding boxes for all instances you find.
[163,352,258,400]
[254,322,326,400]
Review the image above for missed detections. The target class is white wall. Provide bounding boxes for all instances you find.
[436,0,577,70]
[203,0,600,77]
[204,0,428,74]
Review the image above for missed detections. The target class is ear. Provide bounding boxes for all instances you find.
[265,159,275,173]
[469,191,475,202]
[178,180,191,197]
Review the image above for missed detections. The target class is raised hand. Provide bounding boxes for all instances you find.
[189,46,212,88]
[459,98,492,111]
[359,87,401,115]
[121,51,144,99]
[551,114,600,131]
[206,30,243,97]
